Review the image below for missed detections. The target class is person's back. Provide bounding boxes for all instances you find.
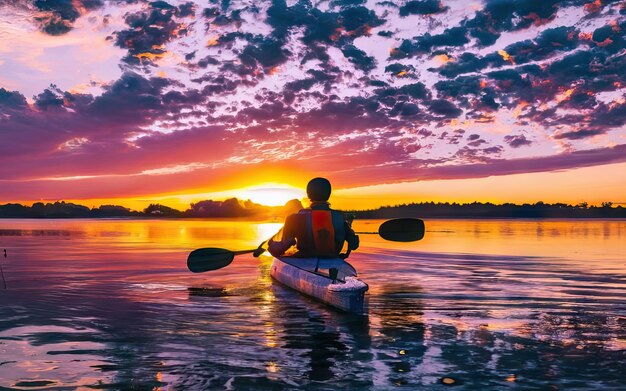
[268,178,359,258]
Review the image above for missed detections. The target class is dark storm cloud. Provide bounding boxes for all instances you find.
[463,0,562,47]
[114,1,189,65]
[502,26,580,63]
[434,53,492,78]
[590,99,626,128]
[34,86,65,110]
[341,45,376,72]
[394,0,575,57]
[391,27,468,58]
[201,2,241,26]
[504,134,532,148]
[390,102,420,117]
[434,75,478,96]
[34,0,82,35]
[177,2,196,17]
[374,82,430,108]
[89,72,172,118]
[0,88,28,109]
[30,0,107,35]
[433,26,582,79]
[284,78,317,94]
[467,138,487,147]
[384,63,415,76]
[340,5,383,31]
[428,99,462,117]
[266,1,383,54]
[553,129,605,140]
[239,37,290,70]
[267,1,336,43]
[399,0,448,17]
[488,69,532,90]
[330,0,367,7]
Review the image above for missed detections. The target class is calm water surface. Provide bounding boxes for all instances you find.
[0,219,624,390]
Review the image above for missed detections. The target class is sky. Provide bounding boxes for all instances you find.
[0,0,625,210]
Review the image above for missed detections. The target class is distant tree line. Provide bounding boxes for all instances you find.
[348,201,626,219]
[0,200,624,219]
[0,199,303,219]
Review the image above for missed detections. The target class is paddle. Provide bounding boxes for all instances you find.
[187,242,267,273]
[378,218,425,242]
[187,218,425,273]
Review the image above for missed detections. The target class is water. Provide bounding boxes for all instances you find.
[0,218,624,390]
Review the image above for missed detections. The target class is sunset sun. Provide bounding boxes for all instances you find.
[234,184,305,207]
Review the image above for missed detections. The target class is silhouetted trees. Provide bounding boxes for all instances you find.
[0,199,305,219]
[186,198,263,217]
[0,199,624,219]
[348,201,626,219]
[144,204,183,217]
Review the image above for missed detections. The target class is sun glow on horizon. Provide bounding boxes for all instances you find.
[232,184,305,207]
[7,162,626,212]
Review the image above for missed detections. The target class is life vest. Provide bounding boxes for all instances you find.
[296,208,344,255]
[310,210,336,254]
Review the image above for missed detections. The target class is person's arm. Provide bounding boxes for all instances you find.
[344,220,359,251]
[268,215,297,257]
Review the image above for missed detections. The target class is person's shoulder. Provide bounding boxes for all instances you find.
[286,210,307,220]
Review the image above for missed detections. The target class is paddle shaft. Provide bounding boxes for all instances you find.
[232,249,257,255]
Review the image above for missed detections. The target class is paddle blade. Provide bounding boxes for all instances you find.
[378,218,425,242]
[187,248,235,273]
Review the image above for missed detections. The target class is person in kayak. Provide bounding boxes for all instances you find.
[268,177,359,258]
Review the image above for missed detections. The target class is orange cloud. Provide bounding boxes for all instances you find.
[498,49,515,64]
[267,66,281,75]
[434,54,452,64]
[135,52,165,62]
[513,101,529,118]
[584,0,602,13]
[555,88,574,104]
[207,36,220,46]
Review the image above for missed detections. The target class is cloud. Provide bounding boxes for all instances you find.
[341,44,376,72]
[0,88,28,109]
[33,0,82,35]
[399,0,448,17]
[240,37,291,69]
[113,1,190,65]
[1,0,626,203]
[428,99,462,117]
[554,129,605,140]
[504,134,532,148]
[392,26,469,58]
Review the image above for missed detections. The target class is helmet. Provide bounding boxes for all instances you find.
[306,177,331,201]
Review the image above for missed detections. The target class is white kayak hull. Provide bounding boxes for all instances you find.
[269,257,368,314]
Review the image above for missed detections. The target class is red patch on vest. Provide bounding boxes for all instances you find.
[311,210,335,253]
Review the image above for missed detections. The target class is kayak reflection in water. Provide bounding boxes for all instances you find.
[268,177,359,258]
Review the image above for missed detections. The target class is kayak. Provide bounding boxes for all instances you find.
[269,257,368,314]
